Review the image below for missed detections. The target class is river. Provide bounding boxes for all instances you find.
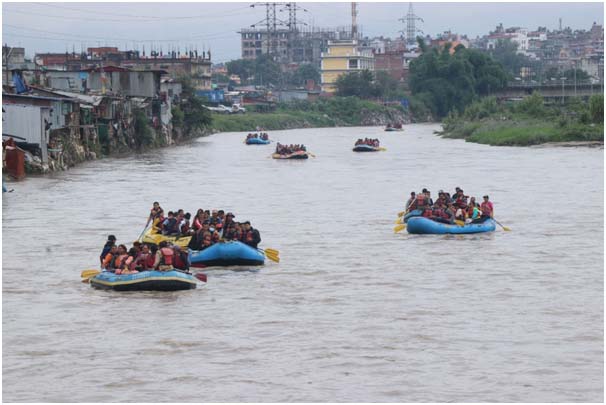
[2,124,603,402]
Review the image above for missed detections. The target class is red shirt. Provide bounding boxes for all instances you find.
[480,201,494,216]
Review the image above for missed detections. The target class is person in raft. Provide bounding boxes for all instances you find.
[100,234,117,267]
[403,188,494,224]
[146,202,164,228]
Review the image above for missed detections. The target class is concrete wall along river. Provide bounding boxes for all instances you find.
[2,124,603,402]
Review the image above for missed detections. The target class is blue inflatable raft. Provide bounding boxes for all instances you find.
[402,209,422,223]
[407,217,496,234]
[352,144,380,152]
[89,270,198,291]
[189,240,265,267]
[246,137,270,145]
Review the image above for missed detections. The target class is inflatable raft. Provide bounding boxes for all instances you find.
[189,240,265,267]
[89,270,198,291]
[141,228,191,249]
[246,137,270,145]
[384,127,403,132]
[272,151,308,159]
[353,144,381,152]
[406,217,496,234]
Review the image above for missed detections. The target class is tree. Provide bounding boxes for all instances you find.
[335,70,378,98]
[176,75,212,131]
[289,63,320,87]
[487,39,536,79]
[409,43,508,118]
[226,59,255,84]
[253,54,282,86]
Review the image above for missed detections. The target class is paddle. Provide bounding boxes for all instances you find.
[494,219,511,231]
[194,273,208,282]
[307,152,316,158]
[258,248,280,263]
[81,269,100,283]
[137,222,151,243]
[81,269,101,279]
[379,147,387,151]
[394,223,406,233]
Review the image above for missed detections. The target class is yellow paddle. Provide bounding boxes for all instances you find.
[394,223,406,233]
[495,219,511,231]
[258,248,280,263]
[379,147,387,151]
[81,269,100,278]
[263,248,279,256]
[307,152,316,158]
[81,269,101,283]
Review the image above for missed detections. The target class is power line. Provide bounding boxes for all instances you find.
[7,4,253,22]
[3,24,238,43]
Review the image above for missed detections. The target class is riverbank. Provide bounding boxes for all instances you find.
[210,97,409,133]
[438,95,604,146]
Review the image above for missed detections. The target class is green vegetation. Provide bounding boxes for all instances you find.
[409,39,509,119]
[176,75,213,134]
[133,109,157,147]
[209,97,406,132]
[226,56,320,87]
[441,94,604,146]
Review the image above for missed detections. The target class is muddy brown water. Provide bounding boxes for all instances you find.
[2,124,603,402]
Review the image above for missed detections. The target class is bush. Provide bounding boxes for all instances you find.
[516,92,545,117]
[589,94,604,123]
[171,105,184,127]
[133,109,155,147]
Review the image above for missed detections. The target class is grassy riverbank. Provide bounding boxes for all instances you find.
[440,94,604,146]
[209,97,408,133]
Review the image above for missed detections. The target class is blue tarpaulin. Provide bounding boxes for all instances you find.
[196,90,224,103]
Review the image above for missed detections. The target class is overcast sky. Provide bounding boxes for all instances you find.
[2,2,603,63]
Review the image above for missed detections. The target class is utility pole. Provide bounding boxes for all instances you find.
[351,2,358,40]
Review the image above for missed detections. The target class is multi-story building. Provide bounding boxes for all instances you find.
[320,39,374,93]
[239,26,357,66]
[35,48,212,90]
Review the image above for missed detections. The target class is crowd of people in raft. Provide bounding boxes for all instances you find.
[386,123,403,129]
[354,138,380,147]
[98,202,261,274]
[404,187,494,225]
[275,143,307,155]
[246,133,269,140]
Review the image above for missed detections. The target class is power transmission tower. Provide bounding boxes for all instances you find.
[399,3,423,49]
[250,3,288,57]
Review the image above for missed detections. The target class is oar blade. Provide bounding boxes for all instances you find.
[394,224,406,233]
[265,252,280,263]
[194,273,208,283]
[81,269,100,278]
[264,248,280,256]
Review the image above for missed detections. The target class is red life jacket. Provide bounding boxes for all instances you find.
[432,207,444,217]
[160,247,174,266]
[173,249,185,269]
[416,194,428,209]
[146,253,156,269]
[245,230,254,242]
[422,208,433,218]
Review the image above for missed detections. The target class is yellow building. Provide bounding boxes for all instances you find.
[320,40,375,93]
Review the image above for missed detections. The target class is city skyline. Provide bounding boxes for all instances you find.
[2,2,604,62]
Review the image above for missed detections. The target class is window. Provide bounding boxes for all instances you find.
[349,59,358,69]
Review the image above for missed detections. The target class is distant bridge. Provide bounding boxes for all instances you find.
[494,82,604,101]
